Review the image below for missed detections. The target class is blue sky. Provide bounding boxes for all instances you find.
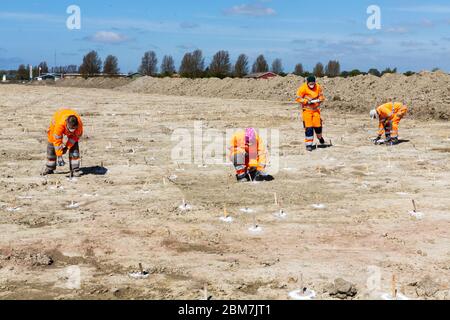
[1,0,450,72]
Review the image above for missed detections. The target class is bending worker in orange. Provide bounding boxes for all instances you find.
[296,76,326,151]
[229,128,273,182]
[370,102,408,145]
[43,109,83,176]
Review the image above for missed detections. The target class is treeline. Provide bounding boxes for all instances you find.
[8,49,430,80]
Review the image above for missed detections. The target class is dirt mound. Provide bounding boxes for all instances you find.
[120,72,450,120]
[51,72,450,120]
[55,77,132,89]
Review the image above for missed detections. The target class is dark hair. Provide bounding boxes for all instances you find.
[67,115,78,128]
[306,76,316,83]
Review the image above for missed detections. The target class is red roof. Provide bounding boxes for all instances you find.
[244,72,278,79]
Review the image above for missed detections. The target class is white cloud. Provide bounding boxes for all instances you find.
[85,31,129,44]
[224,4,276,17]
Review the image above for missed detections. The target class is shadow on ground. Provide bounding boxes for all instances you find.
[81,166,108,175]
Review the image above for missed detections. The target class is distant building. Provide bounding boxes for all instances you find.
[34,73,62,81]
[244,72,278,79]
[126,72,144,79]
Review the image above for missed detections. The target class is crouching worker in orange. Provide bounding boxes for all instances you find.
[43,109,83,176]
[296,76,326,152]
[370,102,408,145]
[229,128,273,182]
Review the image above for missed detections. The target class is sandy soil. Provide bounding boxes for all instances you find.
[0,84,449,300]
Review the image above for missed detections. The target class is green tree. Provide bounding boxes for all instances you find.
[293,63,304,76]
[79,50,102,77]
[368,68,381,77]
[313,62,324,77]
[252,55,269,73]
[233,54,249,77]
[103,55,120,75]
[16,64,28,80]
[179,49,204,78]
[325,60,340,77]
[160,55,176,76]
[139,51,158,76]
[271,58,283,75]
[209,50,231,78]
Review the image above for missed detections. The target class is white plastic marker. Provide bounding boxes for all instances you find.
[6,207,21,212]
[311,204,326,210]
[82,193,98,197]
[289,288,316,300]
[66,201,79,209]
[178,198,192,211]
[409,199,424,220]
[274,192,278,206]
[202,284,210,300]
[129,263,149,279]
[18,195,33,200]
[248,216,263,234]
[219,206,233,223]
[240,207,254,214]
[106,142,112,149]
[274,209,287,219]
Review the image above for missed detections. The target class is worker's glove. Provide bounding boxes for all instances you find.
[57,156,65,167]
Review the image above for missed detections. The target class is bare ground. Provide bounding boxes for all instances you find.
[0,84,449,300]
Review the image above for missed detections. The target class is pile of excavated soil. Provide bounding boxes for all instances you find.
[54,77,132,89]
[54,72,450,120]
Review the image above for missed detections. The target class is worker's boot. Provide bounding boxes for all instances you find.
[72,169,82,178]
[387,137,399,146]
[254,171,269,182]
[42,167,54,176]
[319,137,325,145]
[306,145,313,152]
[236,172,248,182]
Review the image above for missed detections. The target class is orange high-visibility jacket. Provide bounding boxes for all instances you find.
[376,102,408,134]
[229,130,267,169]
[295,82,325,109]
[47,109,83,157]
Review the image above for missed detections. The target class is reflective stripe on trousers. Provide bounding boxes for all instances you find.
[69,142,80,170]
[46,142,57,170]
[305,127,314,146]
